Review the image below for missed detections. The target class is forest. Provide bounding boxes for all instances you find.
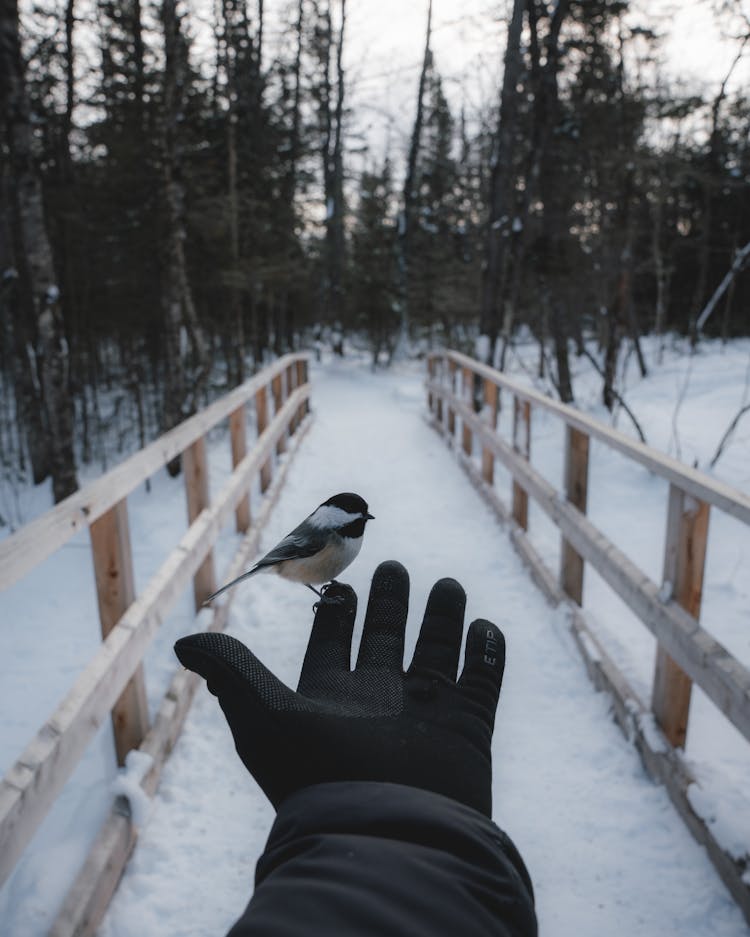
[1,0,749,510]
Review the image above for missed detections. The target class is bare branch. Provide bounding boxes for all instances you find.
[709,403,750,469]
[696,239,750,333]
[579,347,648,444]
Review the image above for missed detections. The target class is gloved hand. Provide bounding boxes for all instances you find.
[174,560,506,817]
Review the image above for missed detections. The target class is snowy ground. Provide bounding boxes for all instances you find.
[1,338,749,935]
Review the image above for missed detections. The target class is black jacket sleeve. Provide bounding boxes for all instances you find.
[226,781,537,937]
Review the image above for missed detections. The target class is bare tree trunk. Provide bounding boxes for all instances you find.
[627,304,648,378]
[479,0,524,365]
[315,0,346,327]
[1,0,78,502]
[37,304,78,500]
[330,0,346,323]
[227,113,244,383]
[650,181,669,363]
[551,300,574,403]
[219,0,246,384]
[277,0,303,355]
[720,236,739,344]
[601,305,620,412]
[132,0,145,121]
[537,307,547,379]
[62,0,75,179]
[395,0,432,357]
[688,41,747,345]
[529,0,573,402]
[318,3,332,313]
[1,167,48,482]
[695,238,750,334]
[160,0,207,457]
[56,0,81,372]
[603,164,637,409]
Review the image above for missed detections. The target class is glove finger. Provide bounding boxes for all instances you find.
[174,632,295,712]
[297,582,357,693]
[456,620,506,728]
[408,577,466,682]
[356,560,409,671]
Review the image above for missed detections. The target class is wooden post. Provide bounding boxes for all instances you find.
[436,357,444,425]
[652,485,710,748]
[229,404,250,533]
[271,373,287,455]
[287,363,299,434]
[482,378,499,484]
[255,384,272,492]
[447,360,457,439]
[512,397,531,529]
[183,436,217,609]
[89,499,149,766]
[296,358,308,422]
[560,425,590,604]
[462,367,473,456]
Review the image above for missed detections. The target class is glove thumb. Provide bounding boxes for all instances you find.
[174,632,293,711]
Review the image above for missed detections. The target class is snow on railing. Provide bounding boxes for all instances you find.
[427,349,750,925]
[0,353,312,936]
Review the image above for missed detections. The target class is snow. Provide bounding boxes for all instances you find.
[1,338,749,935]
[637,711,670,756]
[577,626,603,665]
[111,751,155,829]
[687,772,750,864]
[658,579,673,602]
[474,332,490,364]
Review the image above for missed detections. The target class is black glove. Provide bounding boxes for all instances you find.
[174,560,506,817]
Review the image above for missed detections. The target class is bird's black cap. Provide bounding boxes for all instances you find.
[322,492,372,516]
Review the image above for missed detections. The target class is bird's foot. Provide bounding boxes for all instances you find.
[309,581,346,612]
[320,581,346,604]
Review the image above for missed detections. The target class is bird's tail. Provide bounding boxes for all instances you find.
[202,565,261,606]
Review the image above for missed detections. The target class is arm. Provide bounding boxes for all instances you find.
[175,560,537,937]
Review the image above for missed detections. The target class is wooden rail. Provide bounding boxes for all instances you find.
[426,349,750,923]
[0,353,312,935]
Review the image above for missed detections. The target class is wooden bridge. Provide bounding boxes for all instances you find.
[427,349,750,921]
[0,349,748,933]
[0,353,312,934]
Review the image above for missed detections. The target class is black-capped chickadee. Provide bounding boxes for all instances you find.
[205,492,375,605]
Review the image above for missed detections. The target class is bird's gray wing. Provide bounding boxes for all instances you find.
[203,523,330,605]
[251,523,329,571]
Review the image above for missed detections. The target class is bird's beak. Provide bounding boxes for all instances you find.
[366,512,375,520]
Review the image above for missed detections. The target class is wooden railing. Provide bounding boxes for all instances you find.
[427,349,750,922]
[0,352,312,936]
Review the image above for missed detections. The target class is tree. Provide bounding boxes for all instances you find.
[273,0,305,354]
[479,0,525,366]
[395,0,433,356]
[159,0,208,447]
[311,0,347,329]
[409,69,471,338]
[525,0,573,401]
[0,0,78,501]
[351,161,398,364]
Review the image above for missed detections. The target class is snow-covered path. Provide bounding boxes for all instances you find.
[99,360,747,937]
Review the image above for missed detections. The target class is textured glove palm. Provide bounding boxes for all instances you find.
[174,560,506,817]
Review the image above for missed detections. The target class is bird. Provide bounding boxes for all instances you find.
[204,492,374,605]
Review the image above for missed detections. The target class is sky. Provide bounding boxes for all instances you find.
[22,0,749,176]
[321,0,750,169]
